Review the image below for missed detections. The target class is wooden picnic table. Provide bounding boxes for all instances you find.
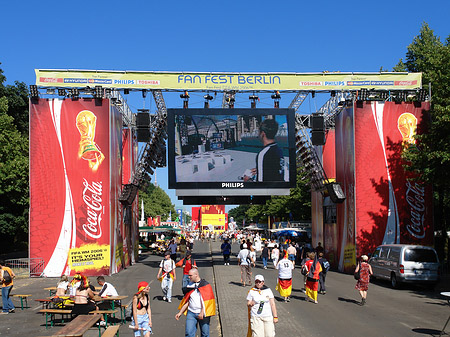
[49,313,101,337]
[44,286,101,296]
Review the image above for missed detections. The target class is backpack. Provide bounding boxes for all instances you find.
[246,252,253,265]
[2,269,11,283]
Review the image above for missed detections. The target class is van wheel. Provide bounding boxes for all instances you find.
[390,273,398,288]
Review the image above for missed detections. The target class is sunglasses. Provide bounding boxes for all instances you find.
[255,280,264,283]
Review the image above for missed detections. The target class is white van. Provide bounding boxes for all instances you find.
[369,244,440,288]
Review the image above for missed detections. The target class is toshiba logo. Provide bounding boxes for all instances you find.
[221,183,244,188]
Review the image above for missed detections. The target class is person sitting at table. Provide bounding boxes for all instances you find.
[96,276,120,310]
[69,273,82,297]
[56,275,69,296]
[71,275,99,318]
[52,275,72,308]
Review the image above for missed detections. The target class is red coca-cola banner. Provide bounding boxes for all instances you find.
[334,101,432,272]
[30,99,111,276]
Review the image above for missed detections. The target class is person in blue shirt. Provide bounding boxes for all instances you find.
[221,239,232,265]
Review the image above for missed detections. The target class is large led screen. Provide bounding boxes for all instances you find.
[168,108,296,193]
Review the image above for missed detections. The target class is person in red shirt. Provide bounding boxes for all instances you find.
[304,252,322,304]
[176,251,197,290]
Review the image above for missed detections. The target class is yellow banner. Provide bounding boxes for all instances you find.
[69,244,110,272]
[35,69,422,91]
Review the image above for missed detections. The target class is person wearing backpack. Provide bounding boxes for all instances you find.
[0,260,16,314]
[318,252,330,295]
[157,251,176,303]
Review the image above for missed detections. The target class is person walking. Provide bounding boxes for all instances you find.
[261,243,269,269]
[221,239,232,265]
[275,251,295,302]
[175,268,216,337]
[355,255,373,306]
[0,261,16,314]
[304,252,322,304]
[131,281,152,337]
[238,243,254,287]
[317,252,330,294]
[246,274,278,337]
[271,245,280,269]
[168,239,178,262]
[287,243,297,264]
[157,251,176,303]
[176,251,197,289]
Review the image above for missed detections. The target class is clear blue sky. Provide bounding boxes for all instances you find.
[2,0,449,214]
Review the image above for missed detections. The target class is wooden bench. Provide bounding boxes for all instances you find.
[101,325,120,337]
[39,309,73,328]
[50,314,101,337]
[89,309,119,327]
[11,294,31,309]
[120,304,129,323]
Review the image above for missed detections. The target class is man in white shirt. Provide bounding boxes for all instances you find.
[237,244,254,287]
[246,274,278,337]
[175,268,216,337]
[157,251,176,303]
[96,276,119,310]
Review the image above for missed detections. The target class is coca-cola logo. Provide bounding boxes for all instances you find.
[82,179,103,239]
[405,180,426,239]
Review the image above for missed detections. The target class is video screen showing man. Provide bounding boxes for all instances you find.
[244,118,284,182]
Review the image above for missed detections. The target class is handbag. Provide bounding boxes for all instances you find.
[2,269,12,283]
[354,263,361,280]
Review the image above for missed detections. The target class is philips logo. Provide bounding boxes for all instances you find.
[222,183,244,188]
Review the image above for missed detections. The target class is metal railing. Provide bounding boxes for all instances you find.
[5,258,45,278]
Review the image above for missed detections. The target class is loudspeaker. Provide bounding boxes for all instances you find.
[311,114,324,130]
[119,184,139,205]
[326,183,346,203]
[137,129,151,143]
[311,130,326,145]
[136,113,150,128]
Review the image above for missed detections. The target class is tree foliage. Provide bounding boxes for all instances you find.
[394,23,450,261]
[139,183,176,221]
[0,64,29,252]
[228,169,312,225]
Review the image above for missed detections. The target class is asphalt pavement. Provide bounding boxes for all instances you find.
[0,240,449,337]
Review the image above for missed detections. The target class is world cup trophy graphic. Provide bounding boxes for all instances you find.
[397,112,418,146]
[76,110,105,171]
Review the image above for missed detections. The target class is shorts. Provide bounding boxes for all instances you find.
[132,313,152,336]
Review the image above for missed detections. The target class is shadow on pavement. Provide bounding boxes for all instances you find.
[337,297,361,305]
[411,327,444,336]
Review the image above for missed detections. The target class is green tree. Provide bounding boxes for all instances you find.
[395,23,450,262]
[0,99,29,252]
[228,205,251,227]
[139,183,176,221]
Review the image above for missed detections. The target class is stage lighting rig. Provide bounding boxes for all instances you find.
[124,89,130,95]
[418,88,428,101]
[271,91,281,108]
[180,91,190,109]
[69,88,79,99]
[46,88,56,95]
[142,89,147,98]
[29,85,39,99]
[249,94,259,108]
[58,89,66,97]
[94,86,103,99]
[204,93,213,108]
[359,88,368,101]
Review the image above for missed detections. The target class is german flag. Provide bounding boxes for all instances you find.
[276,278,292,297]
[178,279,216,317]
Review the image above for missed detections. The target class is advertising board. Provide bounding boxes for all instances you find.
[168,108,296,196]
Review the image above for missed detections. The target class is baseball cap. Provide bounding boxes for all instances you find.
[243,243,247,249]
[255,274,264,282]
[137,281,149,294]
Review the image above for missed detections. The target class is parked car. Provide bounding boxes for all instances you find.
[369,244,440,288]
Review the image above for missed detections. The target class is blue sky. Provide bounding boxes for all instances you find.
[2,0,449,213]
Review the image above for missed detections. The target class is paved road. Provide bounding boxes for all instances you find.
[0,240,449,336]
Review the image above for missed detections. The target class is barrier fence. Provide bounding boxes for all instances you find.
[5,258,45,277]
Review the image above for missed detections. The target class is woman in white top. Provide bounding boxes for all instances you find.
[246,274,278,337]
[56,275,69,296]
[271,245,280,268]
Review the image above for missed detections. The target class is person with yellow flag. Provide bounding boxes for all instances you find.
[175,268,216,337]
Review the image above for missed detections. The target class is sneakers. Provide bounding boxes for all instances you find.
[168,298,172,303]
[359,298,366,306]
[9,309,15,313]
[0,312,8,315]
[162,296,167,301]
[99,321,106,326]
